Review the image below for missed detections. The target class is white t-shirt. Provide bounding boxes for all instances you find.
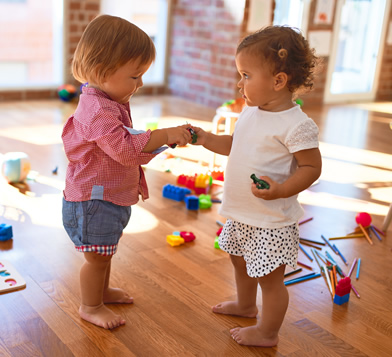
[219,104,319,228]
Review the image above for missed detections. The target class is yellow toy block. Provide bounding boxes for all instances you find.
[166,235,185,247]
[194,174,211,188]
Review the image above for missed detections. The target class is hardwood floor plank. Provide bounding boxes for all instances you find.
[1,97,391,356]
[293,318,367,357]
[304,310,392,357]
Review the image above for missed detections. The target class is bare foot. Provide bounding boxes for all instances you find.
[103,287,133,304]
[212,301,258,318]
[79,304,126,329]
[230,326,279,347]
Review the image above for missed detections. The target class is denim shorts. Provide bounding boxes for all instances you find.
[62,198,131,254]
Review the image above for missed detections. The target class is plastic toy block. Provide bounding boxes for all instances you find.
[214,236,220,249]
[180,231,196,242]
[195,174,211,188]
[216,227,223,236]
[333,293,350,305]
[194,187,209,195]
[172,231,181,236]
[177,174,187,186]
[199,194,212,209]
[333,276,351,305]
[167,235,185,246]
[210,168,224,181]
[177,174,196,190]
[335,277,351,296]
[0,224,13,241]
[185,195,199,210]
[162,184,191,201]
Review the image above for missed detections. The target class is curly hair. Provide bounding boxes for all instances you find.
[236,26,320,94]
[72,15,156,86]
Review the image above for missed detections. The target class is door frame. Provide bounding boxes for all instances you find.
[324,0,391,104]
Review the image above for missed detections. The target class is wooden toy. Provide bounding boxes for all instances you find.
[0,260,26,293]
[355,212,373,245]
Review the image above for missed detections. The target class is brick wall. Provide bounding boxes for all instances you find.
[1,0,390,104]
[65,0,101,84]
[167,0,246,108]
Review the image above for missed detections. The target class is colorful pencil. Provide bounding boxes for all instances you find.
[284,268,302,277]
[340,269,360,298]
[322,265,333,296]
[332,244,348,265]
[284,272,320,286]
[328,234,364,240]
[356,258,361,279]
[300,237,325,245]
[311,249,323,270]
[300,241,322,250]
[332,265,338,287]
[369,226,382,241]
[299,243,313,262]
[324,250,337,265]
[299,217,313,225]
[297,261,313,270]
[348,258,357,278]
[330,270,335,296]
[371,224,386,236]
[315,250,327,265]
[321,235,337,253]
[358,224,373,245]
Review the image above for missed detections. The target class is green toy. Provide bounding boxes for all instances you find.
[250,174,270,190]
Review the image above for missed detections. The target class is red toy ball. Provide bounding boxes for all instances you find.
[355,212,372,227]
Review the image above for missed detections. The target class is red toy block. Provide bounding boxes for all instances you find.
[335,276,351,296]
[180,231,196,242]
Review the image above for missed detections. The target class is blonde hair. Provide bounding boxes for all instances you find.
[237,26,320,94]
[72,15,156,86]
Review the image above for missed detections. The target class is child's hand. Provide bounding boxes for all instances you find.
[166,125,192,147]
[189,126,207,145]
[251,176,281,200]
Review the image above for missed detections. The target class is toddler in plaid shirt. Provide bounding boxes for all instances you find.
[62,14,191,330]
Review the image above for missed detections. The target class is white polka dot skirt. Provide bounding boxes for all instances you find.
[219,219,299,278]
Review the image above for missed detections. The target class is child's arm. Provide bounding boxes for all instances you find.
[142,125,191,153]
[191,127,233,156]
[251,147,322,200]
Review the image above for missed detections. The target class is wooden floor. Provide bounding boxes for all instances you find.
[0,95,391,357]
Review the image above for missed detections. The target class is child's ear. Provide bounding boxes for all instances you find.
[273,72,288,91]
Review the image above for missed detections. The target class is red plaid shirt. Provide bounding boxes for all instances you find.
[62,87,159,206]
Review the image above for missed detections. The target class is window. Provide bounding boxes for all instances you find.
[0,0,64,89]
[101,0,170,85]
[273,0,310,34]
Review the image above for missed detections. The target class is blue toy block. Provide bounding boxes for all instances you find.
[185,195,199,210]
[333,293,350,305]
[0,224,13,241]
[162,184,191,201]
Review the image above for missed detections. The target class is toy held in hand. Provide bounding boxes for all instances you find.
[250,173,270,190]
[169,127,197,148]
